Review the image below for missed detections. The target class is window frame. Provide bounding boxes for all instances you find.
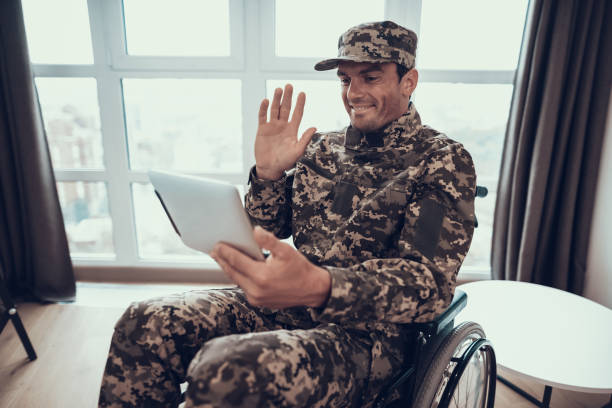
[29,0,522,282]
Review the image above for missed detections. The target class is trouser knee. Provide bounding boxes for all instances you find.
[185,334,299,408]
[109,297,199,373]
[100,300,187,407]
[113,300,167,347]
[110,290,265,368]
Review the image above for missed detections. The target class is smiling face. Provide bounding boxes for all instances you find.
[337,61,417,133]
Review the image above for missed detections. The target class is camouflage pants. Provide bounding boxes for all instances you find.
[98,288,405,408]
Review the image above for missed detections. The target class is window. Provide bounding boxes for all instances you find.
[122,0,231,57]
[35,77,104,169]
[122,78,243,173]
[22,0,528,279]
[274,0,385,58]
[21,0,94,64]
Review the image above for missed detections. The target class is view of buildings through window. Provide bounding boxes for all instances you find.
[22,0,528,277]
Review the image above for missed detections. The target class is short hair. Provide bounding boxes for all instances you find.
[396,64,409,82]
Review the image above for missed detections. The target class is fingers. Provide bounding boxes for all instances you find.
[269,87,283,120]
[278,84,293,121]
[212,243,259,278]
[213,253,244,286]
[298,127,317,152]
[290,92,316,154]
[253,226,287,257]
[290,92,306,127]
[258,98,269,125]
[268,84,294,121]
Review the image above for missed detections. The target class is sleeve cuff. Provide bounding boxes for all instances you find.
[248,165,287,186]
[245,166,289,220]
[309,265,361,323]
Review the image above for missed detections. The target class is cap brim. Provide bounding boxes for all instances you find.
[314,56,398,71]
[314,58,345,71]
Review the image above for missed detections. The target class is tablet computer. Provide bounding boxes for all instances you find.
[148,170,264,261]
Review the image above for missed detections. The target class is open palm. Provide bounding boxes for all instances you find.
[254,84,317,180]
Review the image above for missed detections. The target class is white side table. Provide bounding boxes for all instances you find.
[456,280,612,407]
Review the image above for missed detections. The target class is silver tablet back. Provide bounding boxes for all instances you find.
[148,170,264,261]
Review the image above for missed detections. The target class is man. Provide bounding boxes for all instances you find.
[99,21,476,408]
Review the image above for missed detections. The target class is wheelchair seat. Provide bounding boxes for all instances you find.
[374,290,497,408]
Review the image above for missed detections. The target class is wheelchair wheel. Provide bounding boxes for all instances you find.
[412,321,496,408]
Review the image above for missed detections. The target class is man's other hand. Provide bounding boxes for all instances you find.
[254,84,317,180]
[210,226,331,309]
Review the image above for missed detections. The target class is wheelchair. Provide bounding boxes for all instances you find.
[373,289,497,408]
[374,185,496,408]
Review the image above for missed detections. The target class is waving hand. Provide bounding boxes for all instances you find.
[254,84,317,180]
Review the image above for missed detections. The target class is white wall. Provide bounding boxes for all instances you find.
[584,89,612,309]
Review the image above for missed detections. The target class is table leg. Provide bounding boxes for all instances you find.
[498,375,554,407]
[542,386,552,408]
[0,279,37,361]
[8,307,37,360]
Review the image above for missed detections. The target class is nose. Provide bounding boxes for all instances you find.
[346,78,364,101]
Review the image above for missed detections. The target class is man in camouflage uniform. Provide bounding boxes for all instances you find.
[99,21,476,407]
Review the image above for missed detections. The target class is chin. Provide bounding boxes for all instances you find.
[351,120,381,133]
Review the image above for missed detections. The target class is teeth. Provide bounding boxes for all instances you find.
[353,106,373,111]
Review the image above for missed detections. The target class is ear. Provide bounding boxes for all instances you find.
[401,69,419,98]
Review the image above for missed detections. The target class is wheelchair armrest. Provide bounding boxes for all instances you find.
[410,290,467,336]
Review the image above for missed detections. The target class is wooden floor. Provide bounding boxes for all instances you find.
[0,283,609,408]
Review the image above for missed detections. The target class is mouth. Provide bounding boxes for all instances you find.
[350,104,376,114]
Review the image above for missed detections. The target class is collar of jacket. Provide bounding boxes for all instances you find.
[343,101,422,152]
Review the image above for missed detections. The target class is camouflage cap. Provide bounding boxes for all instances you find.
[314,21,417,71]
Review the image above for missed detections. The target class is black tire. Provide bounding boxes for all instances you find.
[411,322,495,408]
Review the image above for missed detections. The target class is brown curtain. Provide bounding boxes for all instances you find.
[0,0,75,301]
[492,0,612,292]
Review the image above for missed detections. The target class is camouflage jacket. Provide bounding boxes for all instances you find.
[245,102,476,333]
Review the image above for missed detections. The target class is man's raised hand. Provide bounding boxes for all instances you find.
[254,84,317,180]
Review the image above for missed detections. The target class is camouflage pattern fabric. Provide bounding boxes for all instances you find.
[245,101,476,404]
[314,21,418,71]
[99,288,401,408]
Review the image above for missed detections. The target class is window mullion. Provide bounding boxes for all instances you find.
[258,0,275,72]
[126,173,247,185]
[32,65,98,77]
[386,0,422,35]
[101,0,127,69]
[92,0,139,265]
[241,0,264,186]
[230,0,246,72]
[87,0,109,68]
[97,73,139,265]
[55,170,106,182]
[419,70,515,84]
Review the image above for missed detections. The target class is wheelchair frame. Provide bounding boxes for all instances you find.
[374,289,497,408]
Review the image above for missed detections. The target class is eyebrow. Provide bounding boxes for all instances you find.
[337,66,384,77]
